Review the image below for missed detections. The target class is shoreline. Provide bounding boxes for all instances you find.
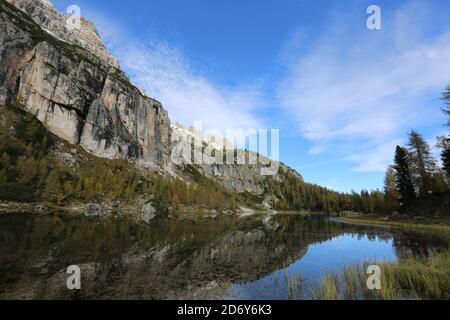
[336,215,450,235]
[0,200,270,220]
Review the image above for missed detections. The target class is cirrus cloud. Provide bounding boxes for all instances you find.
[277,1,450,172]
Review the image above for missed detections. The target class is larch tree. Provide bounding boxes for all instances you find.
[407,130,436,197]
[439,89,450,179]
[440,137,450,180]
[442,85,450,127]
[393,146,416,210]
[384,165,399,213]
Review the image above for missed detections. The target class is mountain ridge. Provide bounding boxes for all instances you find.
[0,0,172,170]
[0,0,298,196]
[1,0,376,217]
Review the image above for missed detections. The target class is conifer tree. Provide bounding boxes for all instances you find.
[407,130,436,197]
[383,166,399,213]
[0,168,7,194]
[393,146,416,210]
[438,93,450,179]
[442,85,450,127]
[441,138,450,180]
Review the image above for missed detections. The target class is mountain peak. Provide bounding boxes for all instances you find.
[6,0,119,68]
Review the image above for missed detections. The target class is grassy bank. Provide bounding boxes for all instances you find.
[332,216,450,299]
[312,249,450,300]
[337,216,450,235]
[283,216,450,300]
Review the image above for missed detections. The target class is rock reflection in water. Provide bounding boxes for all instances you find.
[0,214,447,300]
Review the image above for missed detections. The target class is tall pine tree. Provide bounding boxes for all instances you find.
[393,146,416,211]
[441,137,450,180]
[407,130,436,197]
[384,166,399,213]
[442,85,450,127]
[440,87,450,183]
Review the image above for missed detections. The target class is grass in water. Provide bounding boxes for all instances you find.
[310,250,450,300]
[312,275,339,300]
[285,271,305,300]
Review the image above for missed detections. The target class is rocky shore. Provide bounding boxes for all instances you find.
[0,200,258,221]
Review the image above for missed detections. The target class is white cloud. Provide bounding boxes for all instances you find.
[346,140,403,172]
[84,2,448,176]
[118,42,264,130]
[88,13,265,131]
[277,1,450,172]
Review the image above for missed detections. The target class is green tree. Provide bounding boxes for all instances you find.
[393,146,416,211]
[0,152,11,169]
[44,170,62,203]
[442,85,450,127]
[383,166,399,213]
[430,174,447,194]
[0,168,7,193]
[437,136,450,181]
[407,130,436,197]
[443,144,450,180]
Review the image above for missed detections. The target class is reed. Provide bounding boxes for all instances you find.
[311,250,450,300]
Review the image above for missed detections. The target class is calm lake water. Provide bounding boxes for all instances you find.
[0,213,448,300]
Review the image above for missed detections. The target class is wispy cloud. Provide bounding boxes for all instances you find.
[85,1,448,176]
[89,12,265,131]
[116,42,264,130]
[345,139,404,172]
[277,1,450,172]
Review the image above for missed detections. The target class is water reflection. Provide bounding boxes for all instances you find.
[223,234,397,300]
[0,213,448,300]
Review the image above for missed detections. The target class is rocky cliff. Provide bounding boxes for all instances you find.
[6,0,118,67]
[0,0,303,202]
[0,0,171,168]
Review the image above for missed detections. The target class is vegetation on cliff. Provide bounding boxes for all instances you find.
[1,84,449,217]
[0,104,397,215]
[0,105,238,212]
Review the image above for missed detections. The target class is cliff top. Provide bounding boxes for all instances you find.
[6,0,119,68]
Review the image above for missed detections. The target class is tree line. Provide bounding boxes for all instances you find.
[266,168,386,214]
[384,87,450,215]
[0,105,237,213]
[1,86,449,217]
[266,86,450,216]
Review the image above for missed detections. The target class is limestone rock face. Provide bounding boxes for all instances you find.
[200,163,266,194]
[17,42,98,144]
[171,125,300,195]
[0,0,171,167]
[0,0,302,199]
[5,0,119,68]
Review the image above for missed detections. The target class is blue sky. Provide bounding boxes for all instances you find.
[53,0,450,192]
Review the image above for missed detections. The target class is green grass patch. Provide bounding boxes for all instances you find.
[338,216,450,235]
[310,250,450,300]
[282,244,450,300]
